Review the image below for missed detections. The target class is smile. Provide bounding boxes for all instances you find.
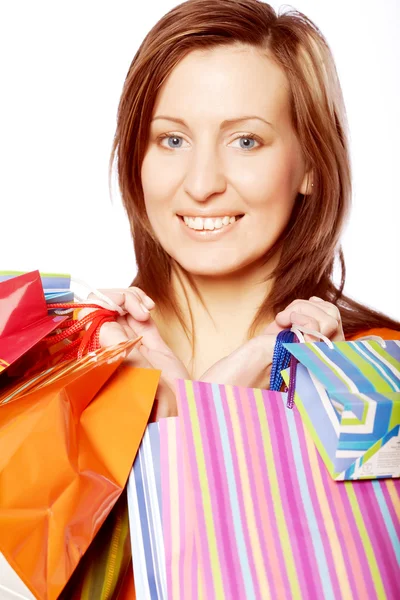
[179,214,244,231]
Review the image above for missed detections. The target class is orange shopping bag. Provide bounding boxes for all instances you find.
[0,340,159,600]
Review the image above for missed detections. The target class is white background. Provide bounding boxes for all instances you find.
[1,0,399,319]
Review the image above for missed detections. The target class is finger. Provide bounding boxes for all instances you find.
[128,287,155,310]
[98,321,129,347]
[289,312,322,342]
[86,289,151,322]
[117,289,155,321]
[307,297,341,322]
[278,299,338,321]
[276,302,339,338]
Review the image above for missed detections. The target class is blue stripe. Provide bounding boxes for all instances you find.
[347,342,398,391]
[357,342,400,388]
[284,342,347,392]
[141,430,163,599]
[212,383,256,599]
[284,400,335,600]
[372,482,400,563]
[294,365,346,473]
[133,447,158,599]
[385,341,400,362]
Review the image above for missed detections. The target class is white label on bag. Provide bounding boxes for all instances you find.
[354,431,400,478]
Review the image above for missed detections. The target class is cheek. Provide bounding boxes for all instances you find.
[141,149,178,220]
[231,147,298,219]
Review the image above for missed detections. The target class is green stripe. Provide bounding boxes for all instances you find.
[281,370,335,477]
[306,343,354,391]
[345,485,386,598]
[0,270,70,278]
[365,341,400,374]
[341,395,369,426]
[338,342,394,392]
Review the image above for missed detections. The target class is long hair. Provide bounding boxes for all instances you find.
[110,0,400,339]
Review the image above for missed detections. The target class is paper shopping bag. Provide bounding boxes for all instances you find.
[0,340,159,600]
[176,380,400,600]
[0,270,73,303]
[0,271,67,375]
[281,339,400,479]
[128,418,201,600]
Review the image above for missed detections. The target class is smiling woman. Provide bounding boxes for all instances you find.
[60,0,400,597]
[141,44,306,279]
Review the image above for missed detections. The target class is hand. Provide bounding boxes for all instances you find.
[80,288,189,420]
[199,333,276,389]
[271,296,345,342]
[199,297,345,389]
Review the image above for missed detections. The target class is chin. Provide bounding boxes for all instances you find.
[173,256,253,278]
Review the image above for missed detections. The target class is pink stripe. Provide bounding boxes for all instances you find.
[381,481,400,539]
[266,393,321,596]
[220,386,258,597]
[177,420,187,598]
[317,454,373,598]
[217,384,254,597]
[247,390,292,597]
[236,388,282,597]
[355,482,398,598]
[293,412,342,599]
[192,381,244,597]
[160,420,173,598]
[176,380,215,594]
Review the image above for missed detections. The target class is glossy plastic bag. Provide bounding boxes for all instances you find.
[0,340,159,600]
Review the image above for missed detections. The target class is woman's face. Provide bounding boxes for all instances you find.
[141,43,310,277]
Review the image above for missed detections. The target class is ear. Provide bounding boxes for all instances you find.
[298,169,313,195]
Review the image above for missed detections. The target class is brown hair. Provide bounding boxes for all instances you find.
[110,0,400,339]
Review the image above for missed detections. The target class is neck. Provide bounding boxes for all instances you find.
[171,256,278,340]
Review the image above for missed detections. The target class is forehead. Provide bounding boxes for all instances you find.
[152,44,291,127]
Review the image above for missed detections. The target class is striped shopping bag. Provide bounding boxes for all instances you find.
[128,380,399,599]
[281,338,400,479]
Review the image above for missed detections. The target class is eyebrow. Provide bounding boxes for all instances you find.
[151,115,274,130]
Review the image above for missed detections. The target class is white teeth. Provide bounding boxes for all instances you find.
[181,215,240,231]
[194,217,203,230]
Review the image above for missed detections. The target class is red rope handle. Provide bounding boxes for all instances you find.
[45,302,120,362]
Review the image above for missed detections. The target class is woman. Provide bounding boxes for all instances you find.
[64,0,400,597]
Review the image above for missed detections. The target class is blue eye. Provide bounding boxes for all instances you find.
[232,135,261,150]
[167,136,183,148]
[240,137,255,149]
[159,134,188,149]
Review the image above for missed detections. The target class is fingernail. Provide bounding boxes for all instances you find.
[310,296,323,301]
[140,302,150,314]
[143,295,155,309]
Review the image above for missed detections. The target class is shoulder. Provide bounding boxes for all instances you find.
[347,327,400,341]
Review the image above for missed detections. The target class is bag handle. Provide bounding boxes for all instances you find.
[272,325,387,409]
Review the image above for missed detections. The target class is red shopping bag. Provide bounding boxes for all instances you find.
[0,270,65,374]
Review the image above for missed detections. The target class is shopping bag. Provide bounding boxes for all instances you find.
[128,422,167,599]
[0,270,73,303]
[281,338,400,479]
[0,340,160,600]
[129,380,399,600]
[0,271,66,374]
[177,380,400,600]
[128,419,201,600]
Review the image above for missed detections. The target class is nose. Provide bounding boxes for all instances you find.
[183,144,227,202]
